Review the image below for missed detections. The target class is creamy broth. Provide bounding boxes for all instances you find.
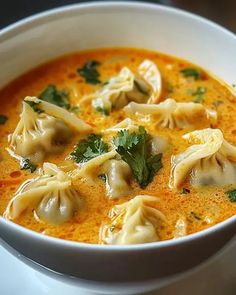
[0,48,236,244]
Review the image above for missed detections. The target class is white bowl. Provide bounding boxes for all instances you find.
[0,2,236,294]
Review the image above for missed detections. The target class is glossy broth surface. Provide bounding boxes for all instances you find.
[0,48,236,244]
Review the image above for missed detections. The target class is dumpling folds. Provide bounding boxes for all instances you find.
[102,159,132,199]
[92,60,162,113]
[10,96,91,163]
[72,150,117,182]
[124,98,217,129]
[170,128,236,188]
[100,195,165,245]
[138,59,162,104]
[4,163,82,224]
[72,150,133,199]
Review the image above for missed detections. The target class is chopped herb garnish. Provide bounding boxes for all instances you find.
[99,174,107,182]
[181,68,201,80]
[181,188,190,194]
[192,87,207,103]
[71,134,109,163]
[113,126,163,188]
[225,189,236,202]
[25,100,44,114]
[0,115,8,125]
[212,100,224,108]
[95,106,110,116]
[77,60,101,84]
[39,85,70,109]
[69,106,80,114]
[20,158,37,173]
[190,211,201,220]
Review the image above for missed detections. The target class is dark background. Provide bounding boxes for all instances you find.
[0,0,236,33]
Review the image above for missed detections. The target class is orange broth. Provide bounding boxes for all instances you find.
[0,48,236,244]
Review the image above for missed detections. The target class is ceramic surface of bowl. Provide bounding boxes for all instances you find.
[0,2,236,294]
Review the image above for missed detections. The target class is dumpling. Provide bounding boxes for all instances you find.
[4,163,82,224]
[92,67,150,113]
[102,159,133,199]
[138,59,162,103]
[9,96,91,163]
[124,98,217,129]
[150,135,170,154]
[91,60,162,113]
[100,195,166,245]
[169,128,236,188]
[72,150,133,199]
[71,150,117,184]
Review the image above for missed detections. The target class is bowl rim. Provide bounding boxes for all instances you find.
[0,1,236,252]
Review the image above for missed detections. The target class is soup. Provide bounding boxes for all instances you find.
[0,48,236,245]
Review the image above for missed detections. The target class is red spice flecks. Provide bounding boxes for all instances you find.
[10,171,22,178]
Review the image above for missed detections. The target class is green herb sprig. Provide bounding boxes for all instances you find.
[71,134,108,163]
[77,60,101,85]
[39,85,70,109]
[0,115,8,125]
[192,87,207,103]
[225,189,236,202]
[113,126,163,188]
[181,68,201,80]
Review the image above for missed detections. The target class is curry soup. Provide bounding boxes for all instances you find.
[0,48,236,244]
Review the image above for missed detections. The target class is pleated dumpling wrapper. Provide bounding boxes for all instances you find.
[170,128,236,188]
[100,195,166,245]
[72,150,133,199]
[124,98,217,130]
[89,59,162,114]
[9,96,91,163]
[4,163,83,224]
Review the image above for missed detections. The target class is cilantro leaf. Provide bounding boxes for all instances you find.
[77,60,101,85]
[0,114,8,125]
[225,189,236,202]
[146,153,163,184]
[20,158,37,173]
[71,134,108,163]
[95,106,110,116]
[25,100,44,114]
[181,68,201,80]
[39,85,70,109]
[192,87,207,103]
[113,129,139,150]
[113,126,163,188]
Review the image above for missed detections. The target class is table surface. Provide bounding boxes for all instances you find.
[0,0,236,33]
[1,239,236,295]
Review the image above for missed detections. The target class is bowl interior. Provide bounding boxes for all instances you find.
[0,2,236,88]
[0,2,236,288]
